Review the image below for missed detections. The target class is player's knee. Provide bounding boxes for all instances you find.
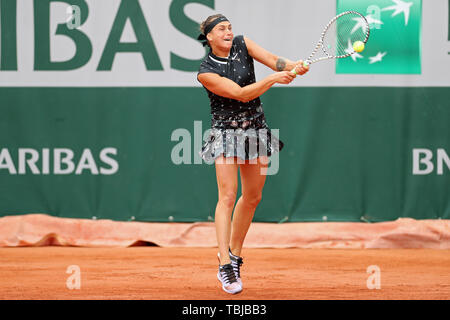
[243,193,262,208]
[219,191,237,209]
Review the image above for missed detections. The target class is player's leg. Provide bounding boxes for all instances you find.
[230,156,269,256]
[214,155,242,294]
[214,155,239,265]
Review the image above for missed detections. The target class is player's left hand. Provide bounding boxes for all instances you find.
[294,60,309,75]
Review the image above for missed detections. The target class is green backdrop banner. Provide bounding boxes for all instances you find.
[0,0,449,222]
[0,87,448,222]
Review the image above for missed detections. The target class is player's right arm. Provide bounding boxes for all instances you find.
[197,72,296,103]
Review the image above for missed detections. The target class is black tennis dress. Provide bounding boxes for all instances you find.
[197,35,284,164]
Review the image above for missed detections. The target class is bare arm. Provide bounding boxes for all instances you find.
[244,36,309,74]
[198,71,295,103]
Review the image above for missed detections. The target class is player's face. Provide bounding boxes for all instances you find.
[208,22,233,51]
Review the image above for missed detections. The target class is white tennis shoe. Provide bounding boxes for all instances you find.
[228,248,244,288]
[217,252,242,294]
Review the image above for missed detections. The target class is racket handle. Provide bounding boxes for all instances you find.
[291,61,309,75]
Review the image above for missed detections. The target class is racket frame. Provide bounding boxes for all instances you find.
[292,11,370,71]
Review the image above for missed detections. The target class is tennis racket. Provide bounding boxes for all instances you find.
[292,11,370,73]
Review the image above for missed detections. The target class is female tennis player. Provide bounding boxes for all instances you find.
[197,14,309,294]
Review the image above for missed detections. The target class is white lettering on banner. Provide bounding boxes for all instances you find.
[437,149,450,175]
[18,148,40,174]
[413,148,450,175]
[54,148,76,174]
[413,148,434,175]
[100,148,119,175]
[42,148,50,174]
[0,147,119,175]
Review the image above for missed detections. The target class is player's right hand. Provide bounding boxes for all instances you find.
[272,71,296,85]
[294,60,310,75]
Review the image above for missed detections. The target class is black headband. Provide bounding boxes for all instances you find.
[197,16,230,47]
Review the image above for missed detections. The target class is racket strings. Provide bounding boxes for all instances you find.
[321,13,369,58]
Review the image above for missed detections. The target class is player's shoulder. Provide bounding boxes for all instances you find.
[233,35,249,54]
[233,35,246,46]
[199,55,210,68]
[198,54,219,75]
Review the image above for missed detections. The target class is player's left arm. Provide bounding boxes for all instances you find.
[244,36,308,74]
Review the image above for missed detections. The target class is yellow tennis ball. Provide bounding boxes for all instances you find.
[353,41,365,53]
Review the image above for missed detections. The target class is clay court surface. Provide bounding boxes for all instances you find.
[0,247,449,300]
